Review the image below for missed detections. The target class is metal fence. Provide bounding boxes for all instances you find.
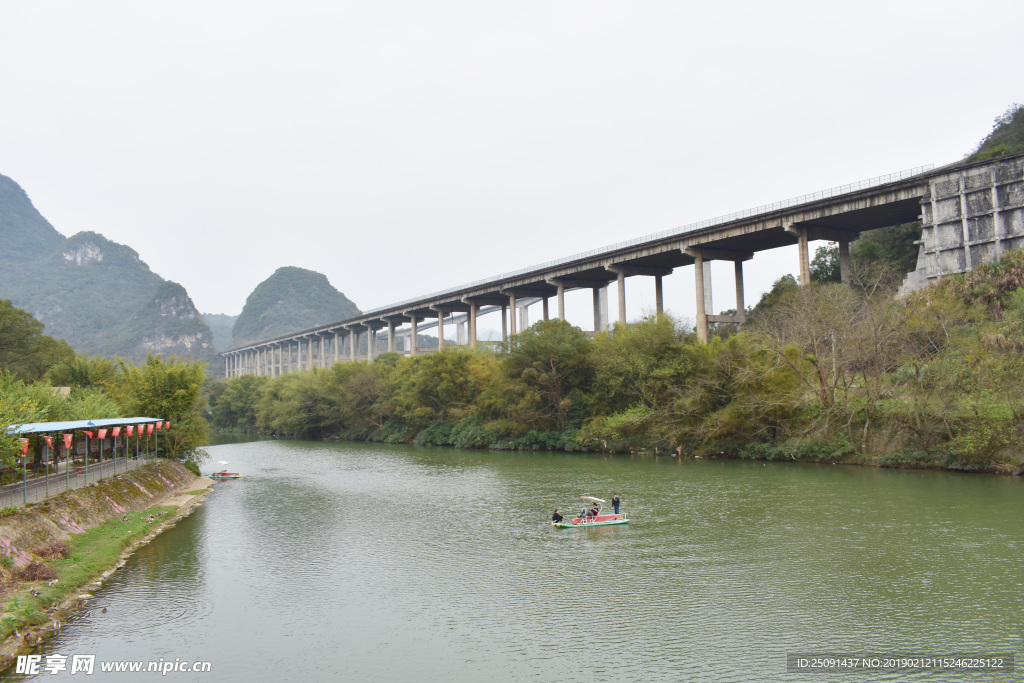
[0,453,159,509]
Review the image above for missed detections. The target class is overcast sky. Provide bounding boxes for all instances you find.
[1,1,1021,328]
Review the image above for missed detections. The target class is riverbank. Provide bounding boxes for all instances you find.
[0,460,210,670]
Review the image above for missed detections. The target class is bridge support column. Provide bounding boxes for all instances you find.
[694,251,709,343]
[542,297,549,321]
[388,321,395,353]
[410,318,418,357]
[307,337,314,370]
[617,271,626,325]
[519,302,527,331]
[734,261,746,322]
[435,309,445,350]
[368,329,375,361]
[798,227,811,286]
[839,240,851,285]
[655,275,664,318]
[469,301,478,349]
[593,286,609,332]
[501,305,507,341]
[508,293,517,336]
[348,329,356,362]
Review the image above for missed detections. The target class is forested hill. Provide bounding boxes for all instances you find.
[231,267,361,348]
[202,313,239,352]
[968,103,1024,161]
[0,173,217,363]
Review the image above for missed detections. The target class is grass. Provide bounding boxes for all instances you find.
[0,505,176,641]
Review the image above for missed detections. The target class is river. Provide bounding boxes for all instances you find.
[11,439,1022,682]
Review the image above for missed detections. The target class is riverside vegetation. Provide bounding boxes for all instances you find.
[209,251,1024,473]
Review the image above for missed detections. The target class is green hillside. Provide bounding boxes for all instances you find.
[968,103,1024,161]
[0,173,217,364]
[0,174,64,265]
[231,267,361,347]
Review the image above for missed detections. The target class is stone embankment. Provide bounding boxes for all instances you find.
[0,460,211,669]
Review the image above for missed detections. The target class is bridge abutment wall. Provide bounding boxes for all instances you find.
[901,155,1024,294]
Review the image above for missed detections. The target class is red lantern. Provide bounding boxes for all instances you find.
[147,424,154,435]
[126,425,134,437]
[83,431,94,439]
[43,436,54,450]
[18,438,29,455]
[112,427,121,437]
[97,429,108,439]
[63,434,73,449]
[164,421,171,430]
[155,422,162,431]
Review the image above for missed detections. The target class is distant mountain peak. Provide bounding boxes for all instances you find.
[231,266,361,347]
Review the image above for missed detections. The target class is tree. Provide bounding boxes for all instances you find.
[810,245,841,283]
[108,354,209,461]
[0,299,75,382]
[497,320,594,430]
[391,350,494,427]
[210,375,267,429]
[46,354,119,389]
[850,223,922,273]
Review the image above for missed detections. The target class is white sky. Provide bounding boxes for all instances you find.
[1,1,1021,329]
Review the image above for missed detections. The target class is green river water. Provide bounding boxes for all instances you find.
[11,439,1023,682]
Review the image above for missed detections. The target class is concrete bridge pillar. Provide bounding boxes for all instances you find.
[734,261,746,321]
[838,240,851,284]
[556,281,565,320]
[433,308,445,350]
[592,286,609,332]
[694,251,709,343]
[655,275,664,318]
[388,321,396,353]
[507,293,517,336]
[348,329,356,362]
[410,317,418,357]
[542,297,549,321]
[519,301,528,331]
[501,305,508,341]
[307,336,314,370]
[786,224,811,286]
[468,300,478,349]
[616,271,626,325]
[368,329,375,361]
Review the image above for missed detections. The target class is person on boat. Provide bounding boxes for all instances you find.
[612,493,621,515]
[552,509,563,523]
[580,506,588,520]
[588,504,599,519]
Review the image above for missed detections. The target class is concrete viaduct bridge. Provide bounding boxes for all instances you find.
[223,152,1024,378]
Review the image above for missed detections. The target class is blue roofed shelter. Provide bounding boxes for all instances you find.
[3,417,169,507]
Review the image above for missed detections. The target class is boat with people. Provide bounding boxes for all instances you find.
[209,461,242,480]
[552,495,628,528]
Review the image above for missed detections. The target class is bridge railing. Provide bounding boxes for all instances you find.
[364,164,934,315]
[0,453,159,508]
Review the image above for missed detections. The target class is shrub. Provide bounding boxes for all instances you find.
[32,541,70,560]
[13,560,57,582]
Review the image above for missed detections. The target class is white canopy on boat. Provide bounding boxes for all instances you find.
[580,496,606,503]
